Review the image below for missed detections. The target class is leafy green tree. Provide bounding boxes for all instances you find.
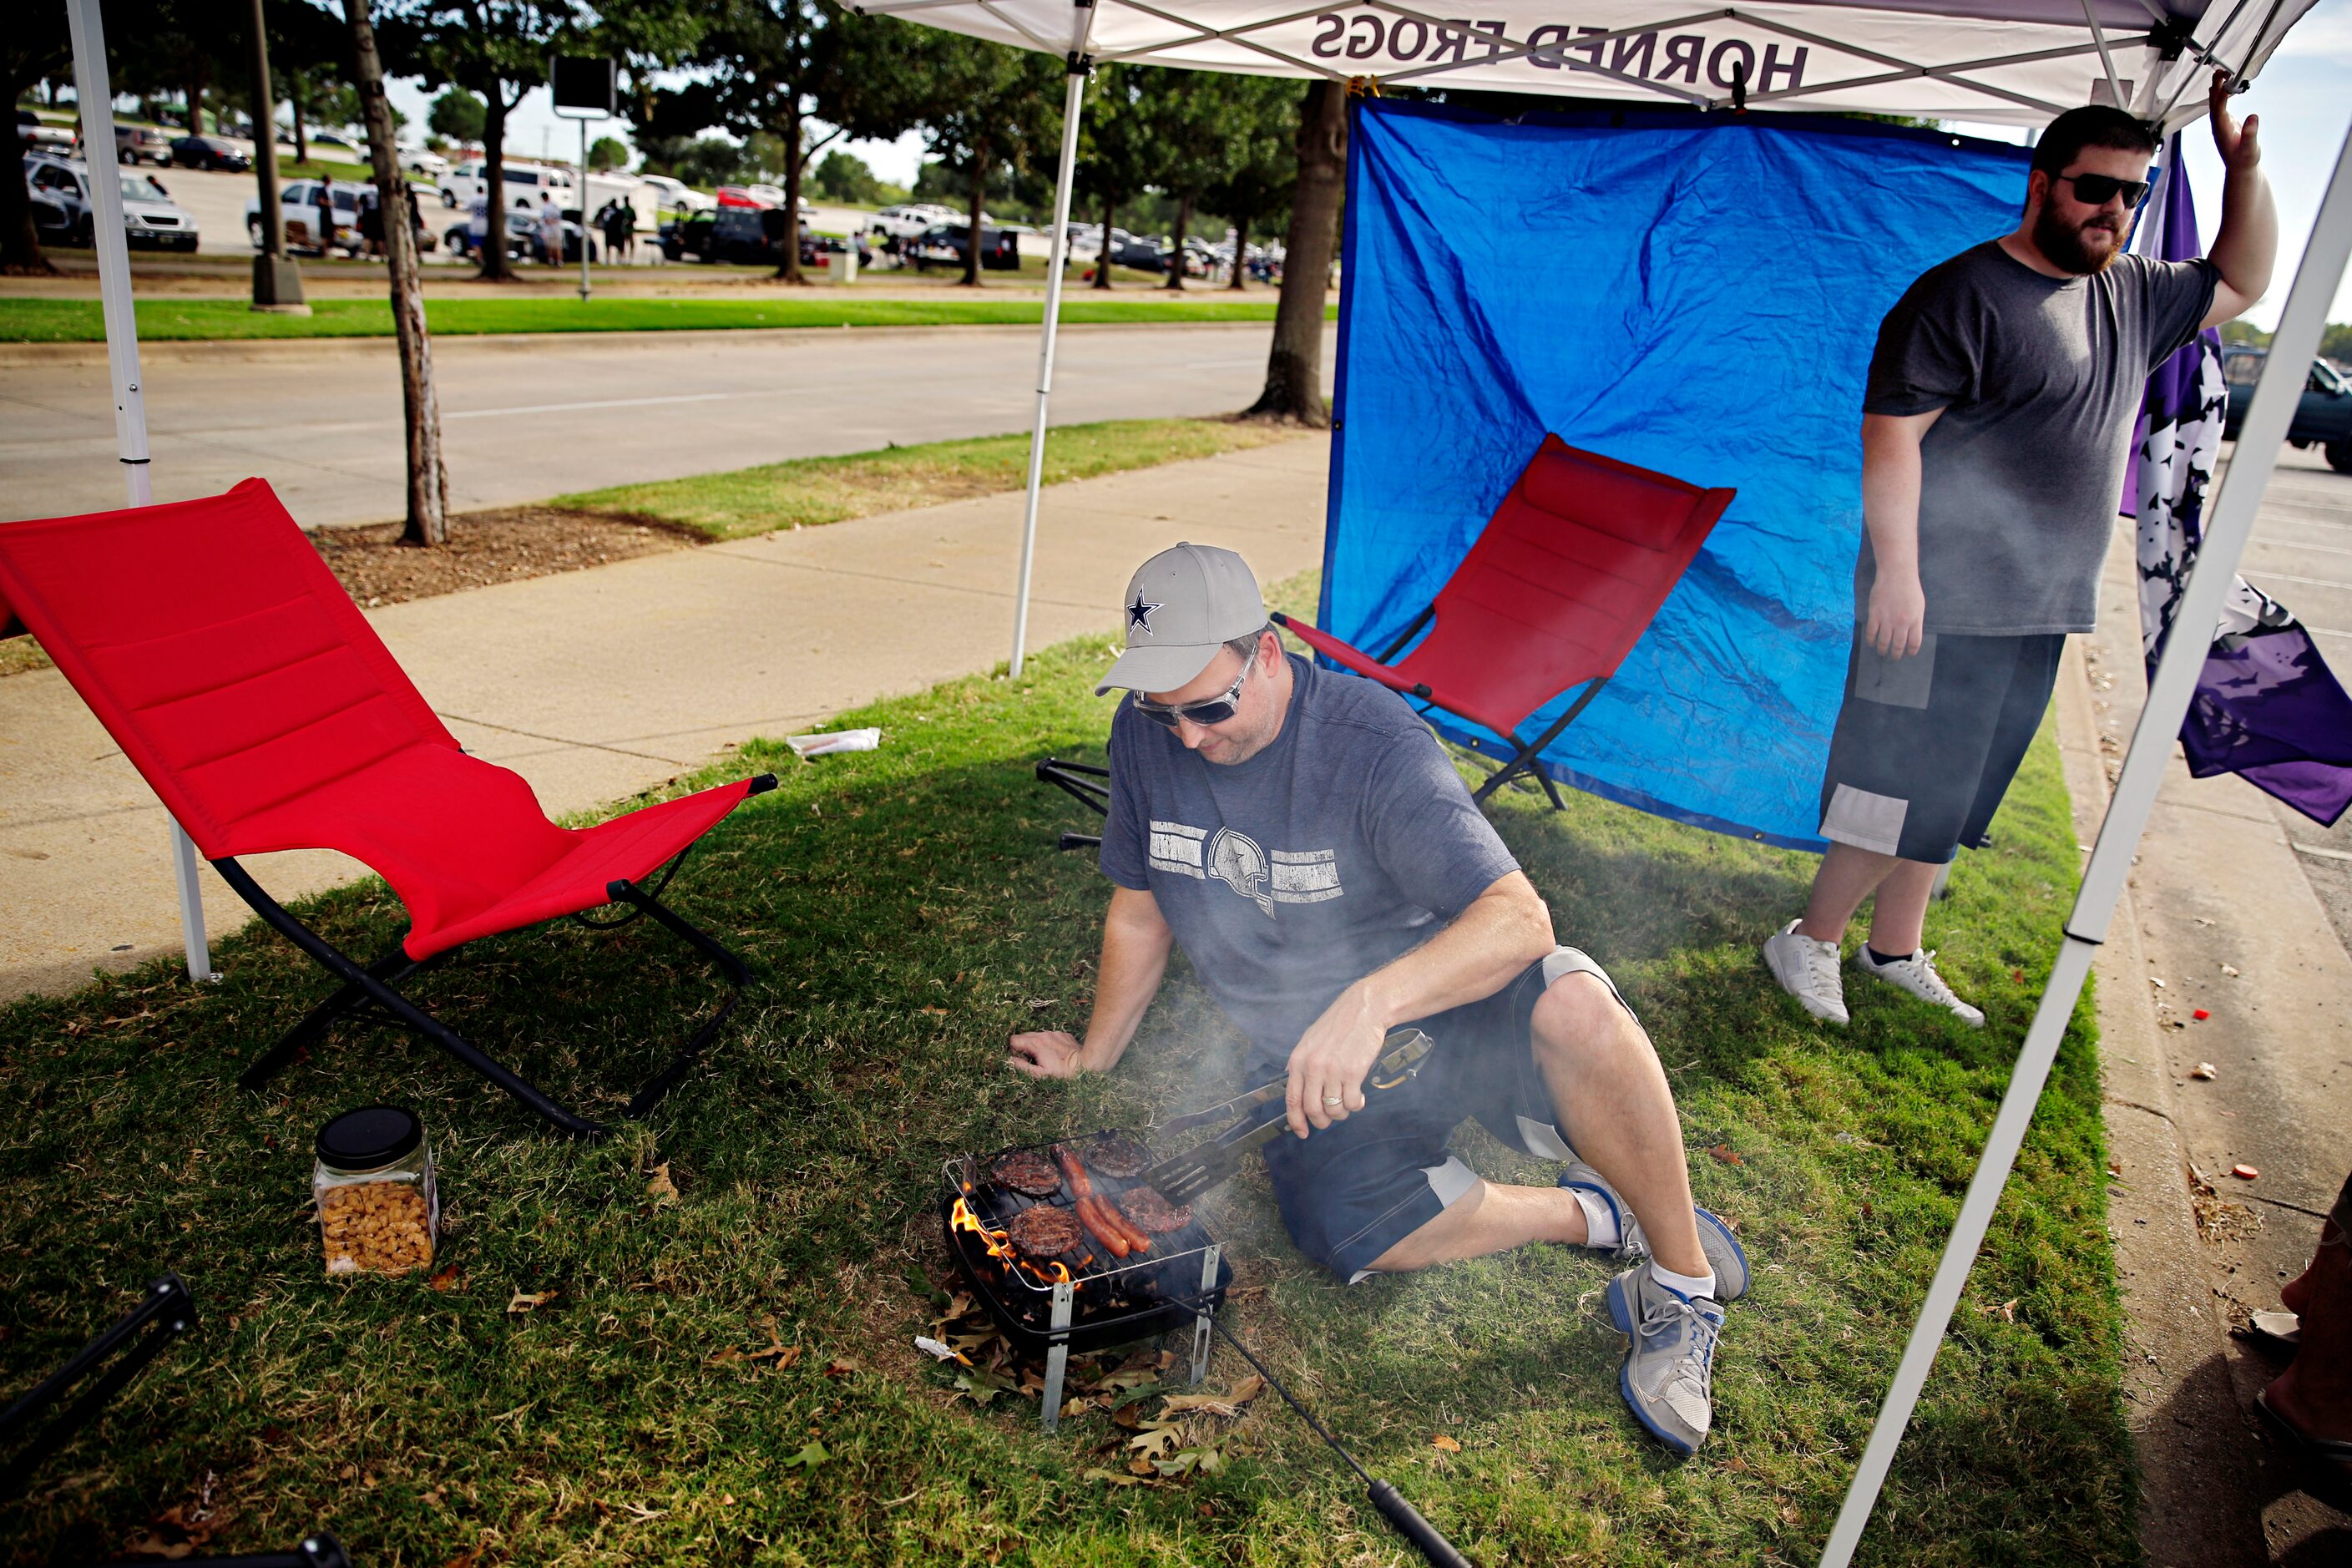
[813,149,887,205]
[1075,63,1151,291]
[649,2,916,283]
[427,86,487,144]
[1204,83,1299,291]
[902,31,1061,286]
[384,0,701,281]
[2,4,75,272]
[588,134,628,169]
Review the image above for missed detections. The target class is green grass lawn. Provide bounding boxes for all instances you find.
[559,419,1309,541]
[0,584,2131,1565]
[0,295,1331,344]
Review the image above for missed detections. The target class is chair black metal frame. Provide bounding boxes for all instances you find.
[2,1275,195,1499]
[219,793,772,1142]
[1034,758,1108,851]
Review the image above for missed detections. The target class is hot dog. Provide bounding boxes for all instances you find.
[1102,1195,1151,1253]
[1074,1195,1129,1258]
[1054,1145,1094,1200]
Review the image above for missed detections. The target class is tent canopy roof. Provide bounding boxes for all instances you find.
[847,0,2316,127]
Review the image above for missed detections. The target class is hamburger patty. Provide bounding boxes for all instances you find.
[991,1150,1062,1197]
[1085,1132,1151,1179]
[1007,1204,1083,1258]
[1117,1186,1192,1235]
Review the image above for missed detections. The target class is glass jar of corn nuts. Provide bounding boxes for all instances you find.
[313,1105,438,1276]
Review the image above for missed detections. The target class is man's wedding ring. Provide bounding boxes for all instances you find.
[1321,1094,1345,1105]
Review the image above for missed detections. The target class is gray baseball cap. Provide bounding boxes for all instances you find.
[1095,543,1267,696]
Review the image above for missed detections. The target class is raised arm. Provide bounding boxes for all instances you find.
[1007,883,1175,1079]
[1859,408,1945,660]
[2203,68,2277,330]
[1281,869,1557,1137]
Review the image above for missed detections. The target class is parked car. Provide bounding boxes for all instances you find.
[2222,347,2352,473]
[26,184,78,245]
[17,109,75,153]
[436,157,574,211]
[1105,232,1166,273]
[170,134,251,172]
[663,205,826,266]
[23,154,199,250]
[635,174,711,216]
[245,177,363,255]
[443,208,596,264]
[397,143,449,178]
[868,201,961,240]
[114,124,173,165]
[907,222,1020,272]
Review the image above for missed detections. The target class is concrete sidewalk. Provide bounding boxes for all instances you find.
[2058,504,2352,1563]
[0,436,1328,1001]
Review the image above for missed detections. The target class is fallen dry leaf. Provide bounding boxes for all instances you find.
[1708,1144,1745,1166]
[506,1288,558,1314]
[645,1163,680,1206]
[1432,1434,1463,1453]
[427,1265,463,1292]
[826,1356,862,1378]
[2190,1062,2218,1080]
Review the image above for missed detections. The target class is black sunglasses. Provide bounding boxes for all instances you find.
[2054,170,2153,209]
[1133,660,1252,729]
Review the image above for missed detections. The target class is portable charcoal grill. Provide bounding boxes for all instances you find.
[942,1137,1232,1431]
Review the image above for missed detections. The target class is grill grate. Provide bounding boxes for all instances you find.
[941,1137,1232,1430]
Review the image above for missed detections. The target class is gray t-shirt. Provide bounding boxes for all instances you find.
[1862,241,2218,635]
[1100,654,1520,1075]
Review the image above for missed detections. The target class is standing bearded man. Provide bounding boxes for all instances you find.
[1765,73,2276,1027]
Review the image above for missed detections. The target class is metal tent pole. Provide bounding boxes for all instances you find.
[1007,0,1097,680]
[1818,119,2352,1568]
[66,0,220,986]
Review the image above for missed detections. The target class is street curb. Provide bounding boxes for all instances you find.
[2053,636,2268,1565]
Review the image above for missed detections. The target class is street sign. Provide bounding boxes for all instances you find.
[549,56,615,119]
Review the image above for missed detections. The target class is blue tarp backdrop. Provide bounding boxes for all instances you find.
[1324,100,2032,849]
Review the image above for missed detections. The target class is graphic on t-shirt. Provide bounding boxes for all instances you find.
[1208,827,1275,916]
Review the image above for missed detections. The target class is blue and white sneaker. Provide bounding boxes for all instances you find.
[1558,1160,1750,1302]
[1606,1260,1726,1456]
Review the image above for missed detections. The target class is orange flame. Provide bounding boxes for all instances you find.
[952,1196,1077,1288]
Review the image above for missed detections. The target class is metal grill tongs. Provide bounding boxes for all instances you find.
[1138,1029,1435,1205]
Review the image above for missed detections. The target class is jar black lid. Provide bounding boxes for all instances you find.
[315,1105,422,1170]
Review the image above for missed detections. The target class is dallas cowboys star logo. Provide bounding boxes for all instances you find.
[1126,593,1163,636]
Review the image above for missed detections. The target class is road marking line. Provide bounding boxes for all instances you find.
[2246,570,2352,593]
[444,392,735,420]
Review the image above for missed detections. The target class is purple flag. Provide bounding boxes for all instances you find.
[2134,134,2352,827]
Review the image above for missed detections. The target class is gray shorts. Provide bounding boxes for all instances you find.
[1818,630,2064,864]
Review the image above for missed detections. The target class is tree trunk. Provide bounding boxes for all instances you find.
[1227,215,1249,291]
[248,0,286,262]
[1245,81,1346,425]
[478,85,512,281]
[0,148,53,274]
[1092,195,1115,289]
[960,133,987,288]
[344,0,448,545]
[291,73,307,164]
[774,103,805,284]
[1162,191,1193,291]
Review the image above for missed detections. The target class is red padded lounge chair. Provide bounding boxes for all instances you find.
[0,479,774,1136]
[1276,435,1733,809]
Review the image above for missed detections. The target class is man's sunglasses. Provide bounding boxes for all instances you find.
[1133,658,1252,729]
[2055,171,2153,209]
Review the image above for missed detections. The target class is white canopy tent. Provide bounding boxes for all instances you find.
[846,0,2344,1561]
[53,0,2347,1543]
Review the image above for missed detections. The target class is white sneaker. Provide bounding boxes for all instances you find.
[1762,919,1847,1024]
[1851,946,1984,1027]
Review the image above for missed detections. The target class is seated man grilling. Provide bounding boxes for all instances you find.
[1008,543,1749,1456]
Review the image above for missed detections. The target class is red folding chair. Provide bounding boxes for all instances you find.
[0,479,774,1137]
[1276,435,1733,809]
